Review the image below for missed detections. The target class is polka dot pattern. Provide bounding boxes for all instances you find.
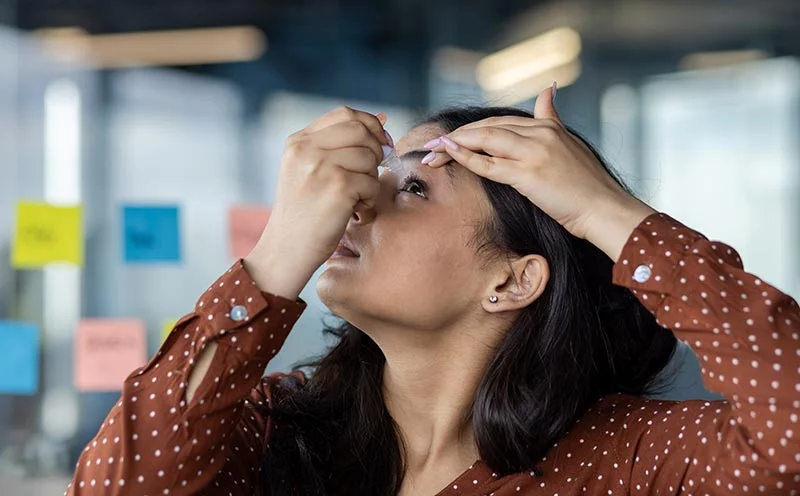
[66,215,800,495]
[65,260,306,495]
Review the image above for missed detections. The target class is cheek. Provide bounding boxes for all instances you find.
[369,224,479,293]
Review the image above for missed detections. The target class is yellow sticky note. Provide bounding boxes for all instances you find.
[162,319,177,342]
[12,201,83,268]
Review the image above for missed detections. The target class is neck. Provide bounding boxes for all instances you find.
[377,319,503,472]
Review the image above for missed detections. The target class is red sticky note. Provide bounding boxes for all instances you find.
[229,205,271,259]
[74,319,147,392]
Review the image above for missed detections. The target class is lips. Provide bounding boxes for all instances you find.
[333,235,360,258]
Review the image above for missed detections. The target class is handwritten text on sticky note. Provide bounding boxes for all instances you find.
[74,319,147,392]
[12,202,83,268]
[122,205,181,263]
[0,321,39,395]
[229,205,271,259]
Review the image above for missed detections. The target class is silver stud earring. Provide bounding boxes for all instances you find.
[489,295,498,303]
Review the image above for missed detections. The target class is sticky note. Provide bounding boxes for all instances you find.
[229,205,271,259]
[12,201,83,268]
[161,319,177,342]
[122,205,181,263]
[74,319,147,392]
[0,321,39,395]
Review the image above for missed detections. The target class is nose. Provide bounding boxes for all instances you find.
[351,202,376,225]
[349,175,393,226]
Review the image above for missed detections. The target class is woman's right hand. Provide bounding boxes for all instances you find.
[244,106,389,299]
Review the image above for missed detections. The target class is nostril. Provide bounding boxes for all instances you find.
[352,202,376,224]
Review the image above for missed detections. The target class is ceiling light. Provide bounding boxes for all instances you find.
[679,49,769,71]
[36,26,267,68]
[476,27,582,92]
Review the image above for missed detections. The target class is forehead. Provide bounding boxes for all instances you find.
[395,123,447,155]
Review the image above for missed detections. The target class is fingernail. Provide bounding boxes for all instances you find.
[376,112,388,125]
[551,81,558,103]
[440,136,459,151]
[421,151,436,165]
[384,130,394,148]
[423,137,441,149]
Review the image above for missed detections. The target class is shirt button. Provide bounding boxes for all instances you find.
[633,265,652,283]
[230,305,249,322]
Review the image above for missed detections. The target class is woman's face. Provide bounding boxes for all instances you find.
[317,123,499,333]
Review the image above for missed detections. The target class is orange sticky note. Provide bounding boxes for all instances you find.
[74,319,147,392]
[229,205,271,259]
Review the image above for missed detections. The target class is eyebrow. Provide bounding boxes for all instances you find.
[398,149,457,187]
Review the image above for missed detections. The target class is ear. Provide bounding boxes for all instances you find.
[481,254,550,314]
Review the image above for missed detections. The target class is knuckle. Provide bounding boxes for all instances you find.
[329,171,349,194]
[484,116,505,127]
[347,120,372,140]
[483,127,501,141]
[537,126,560,142]
[285,131,302,147]
[334,105,357,119]
[358,147,377,164]
[284,138,305,160]
[478,155,495,172]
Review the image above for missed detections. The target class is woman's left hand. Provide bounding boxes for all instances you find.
[423,84,656,261]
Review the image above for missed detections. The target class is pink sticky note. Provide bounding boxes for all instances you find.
[74,319,147,392]
[229,205,271,259]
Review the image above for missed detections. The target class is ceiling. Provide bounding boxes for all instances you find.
[2,0,797,107]
[2,0,544,106]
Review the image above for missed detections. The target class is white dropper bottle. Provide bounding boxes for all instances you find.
[379,144,402,174]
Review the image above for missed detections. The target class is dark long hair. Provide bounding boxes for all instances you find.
[260,107,677,495]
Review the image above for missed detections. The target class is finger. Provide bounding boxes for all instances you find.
[433,138,516,184]
[310,121,384,163]
[456,115,535,132]
[457,118,560,135]
[455,123,554,139]
[341,170,381,208]
[533,82,563,124]
[304,106,390,146]
[429,127,527,160]
[326,146,382,176]
[423,151,453,168]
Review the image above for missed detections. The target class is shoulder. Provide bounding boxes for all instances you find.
[586,393,731,432]
[570,393,733,454]
[545,394,731,462]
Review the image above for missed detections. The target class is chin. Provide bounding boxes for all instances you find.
[316,264,355,315]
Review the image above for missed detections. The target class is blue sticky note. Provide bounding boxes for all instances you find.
[0,321,39,395]
[122,205,181,263]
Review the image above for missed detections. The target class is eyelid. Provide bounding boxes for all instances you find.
[399,174,428,198]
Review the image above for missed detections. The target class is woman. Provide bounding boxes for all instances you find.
[67,85,799,495]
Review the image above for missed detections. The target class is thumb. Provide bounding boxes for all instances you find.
[533,82,562,123]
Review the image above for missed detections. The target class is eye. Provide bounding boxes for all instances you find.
[399,174,428,199]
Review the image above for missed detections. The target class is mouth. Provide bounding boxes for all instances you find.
[331,235,360,258]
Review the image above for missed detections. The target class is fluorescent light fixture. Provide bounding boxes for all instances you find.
[37,26,267,68]
[476,27,582,92]
[483,58,581,106]
[679,49,769,71]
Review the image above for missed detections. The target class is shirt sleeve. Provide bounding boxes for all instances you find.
[613,213,800,494]
[66,260,307,495]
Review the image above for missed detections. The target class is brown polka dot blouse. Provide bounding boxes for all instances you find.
[67,214,800,494]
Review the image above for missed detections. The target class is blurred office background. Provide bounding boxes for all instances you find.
[0,0,799,492]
